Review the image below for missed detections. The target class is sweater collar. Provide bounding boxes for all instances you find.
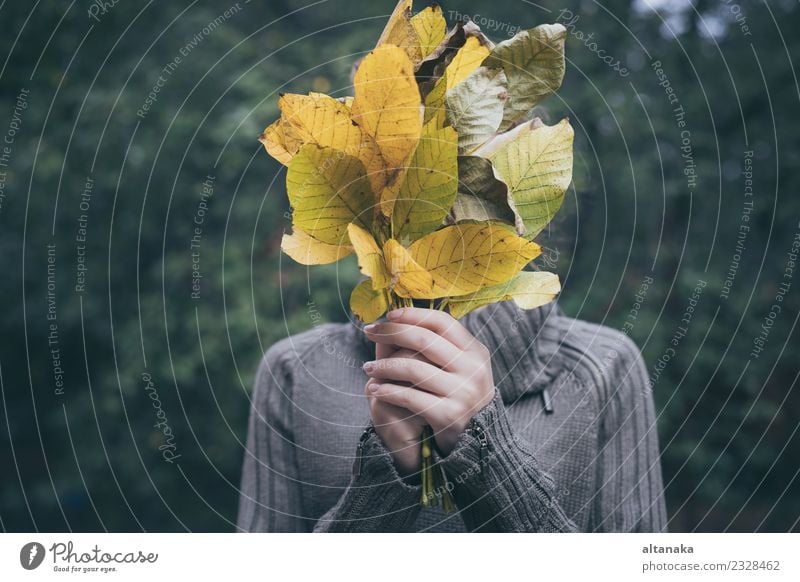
[353,299,563,405]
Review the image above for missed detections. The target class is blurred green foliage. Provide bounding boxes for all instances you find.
[0,0,798,532]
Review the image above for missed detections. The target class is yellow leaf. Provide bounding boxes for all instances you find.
[259,119,293,165]
[384,239,434,298]
[286,145,374,245]
[417,23,487,127]
[410,5,446,58]
[375,0,421,65]
[277,92,363,160]
[407,223,541,297]
[350,279,389,323]
[445,36,491,90]
[351,45,422,213]
[447,271,560,318]
[281,229,353,265]
[392,123,458,243]
[347,223,390,289]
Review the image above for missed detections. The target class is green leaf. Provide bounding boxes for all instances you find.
[476,118,573,238]
[286,144,373,245]
[392,123,459,243]
[447,271,561,318]
[423,70,448,126]
[483,24,566,131]
[445,67,508,154]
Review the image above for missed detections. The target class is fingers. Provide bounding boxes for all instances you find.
[374,340,396,361]
[366,381,418,424]
[367,381,445,424]
[375,345,427,363]
[386,308,476,350]
[363,322,462,370]
[363,357,457,396]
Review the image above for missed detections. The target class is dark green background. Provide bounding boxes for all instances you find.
[1,0,798,532]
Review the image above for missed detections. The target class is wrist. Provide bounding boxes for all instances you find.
[392,448,421,477]
[433,388,497,456]
[373,427,421,476]
[437,388,503,470]
[354,425,422,492]
[433,424,464,457]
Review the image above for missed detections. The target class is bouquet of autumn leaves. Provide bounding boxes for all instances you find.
[260,0,573,509]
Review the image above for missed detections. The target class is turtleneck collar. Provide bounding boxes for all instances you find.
[352,300,564,405]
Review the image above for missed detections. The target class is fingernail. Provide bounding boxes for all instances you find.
[387,308,404,320]
[368,382,380,393]
[363,324,377,333]
[362,361,375,372]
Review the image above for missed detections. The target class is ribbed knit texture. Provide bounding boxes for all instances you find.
[438,389,578,532]
[236,301,668,532]
[312,428,422,532]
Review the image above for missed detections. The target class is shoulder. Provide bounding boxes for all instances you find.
[257,322,356,374]
[552,310,645,370]
[254,322,365,391]
[545,308,649,402]
[252,323,369,430]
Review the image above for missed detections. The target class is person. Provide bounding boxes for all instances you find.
[236,299,668,532]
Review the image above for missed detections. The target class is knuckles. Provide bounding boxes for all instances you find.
[472,340,491,361]
[392,386,411,409]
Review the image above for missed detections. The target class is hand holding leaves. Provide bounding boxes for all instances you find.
[363,308,496,457]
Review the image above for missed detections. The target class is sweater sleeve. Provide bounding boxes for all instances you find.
[312,427,422,532]
[591,335,668,532]
[236,347,310,532]
[237,346,422,532]
[437,389,579,532]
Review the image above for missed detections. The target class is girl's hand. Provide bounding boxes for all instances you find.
[365,343,427,476]
[363,308,495,456]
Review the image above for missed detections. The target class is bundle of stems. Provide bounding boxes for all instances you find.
[420,426,455,511]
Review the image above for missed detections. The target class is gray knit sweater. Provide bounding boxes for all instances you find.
[236,300,668,532]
